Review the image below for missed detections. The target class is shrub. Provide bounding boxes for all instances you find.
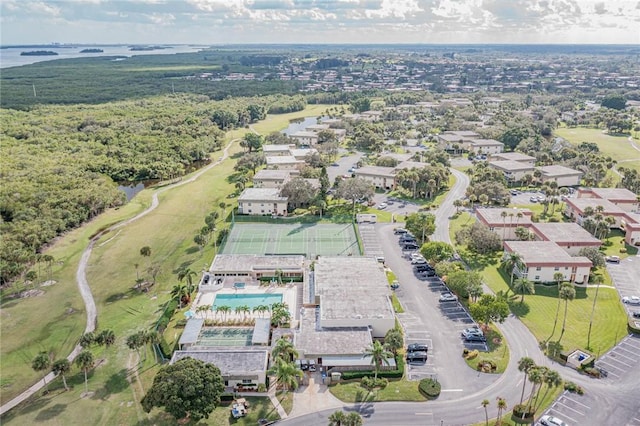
[620,248,627,253]
[564,381,584,395]
[361,376,388,390]
[462,348,470,356]
[465,349,479,360]
[156,299,179,332]
[257,383,267,392]
[477,360,497,372]
[512,403,534,419]
[418,378,441,399]
[584,367,600,378]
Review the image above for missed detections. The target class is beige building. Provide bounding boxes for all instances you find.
[577,188,638,213]
[237,188,288,216]
[253,169,293,188]
[475,208,533,240]
[313,256,395,338]
[437,130,481,152]
[537,165,583,187]
[469,139,504,155]
[265,155,304,170]
[289,131,318,145]
[353,165,397,190]
[262,144,295,156]
[530,222,602,255]
[489,160,535,182]
[490,152,536,166]
[503,241,592,284]
[209,254,305,280]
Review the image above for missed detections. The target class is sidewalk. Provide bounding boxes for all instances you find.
[267,382,288,419]
[288,371,344,418]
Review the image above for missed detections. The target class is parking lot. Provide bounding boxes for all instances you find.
[595,334,640,380]
[606,255,640,318]
[357,224,384,259]
[541,390,594,426]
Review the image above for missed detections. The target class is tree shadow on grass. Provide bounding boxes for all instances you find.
[463,251,500,269]
[347,388,376,419]
[184,246,200,255]
[34,403,67,421]
[92,369,130,400]
[508,300,531,317]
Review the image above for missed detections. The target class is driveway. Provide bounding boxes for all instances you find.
[327,151,362,185]
[607,255,640,317]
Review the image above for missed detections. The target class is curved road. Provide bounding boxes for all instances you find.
[282,167,639,425]
[0,139,237,416]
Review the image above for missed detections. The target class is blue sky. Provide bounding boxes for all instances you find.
[1,0,639,45]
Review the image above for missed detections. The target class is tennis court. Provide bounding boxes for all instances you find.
[197,327,253,347]
[221,223,360,257]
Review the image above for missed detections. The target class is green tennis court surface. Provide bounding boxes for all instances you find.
[197,327,253,347]
[221,223,360,257]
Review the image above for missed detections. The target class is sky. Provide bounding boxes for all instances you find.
[1,0,639,45]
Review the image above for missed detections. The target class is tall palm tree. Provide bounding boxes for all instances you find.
[96,329,116,347]
[170,284,188,306]
[177,268,198,294]
[587,274,605,349]
[75,350,94,395]
[502,252,523,286]
[517,357,536,405]
[216,305,231,322]
[272,337,299,363]
[513,277,535,304]
[79,332,95,348]
[534,368,562,412]
[31,351,51,389]
[558,283,576,343]
[52,358,71,391]
[500,211,508,240]
[364,341,392,380]
[238,304,251,321]
[546,272,566,343]
[496,397,507,425]
[525,367,544,415]
[268,358,303,393]
[196,304,210,319]
[481,399,490,426]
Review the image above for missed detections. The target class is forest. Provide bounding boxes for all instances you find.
[0,93,306,285]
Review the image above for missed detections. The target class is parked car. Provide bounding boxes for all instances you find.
[406,351,428,363]
[330,162,339,167]
[538,415,568,426]
[606,255,621,264]
[403,243,420,251]
[299,359,309,370]
[390,280,400,290]
[622,295,640,305]
[308,359,317,372]
[348,167,355,173]
[394,228,408,235]
[377,202,388,209]
[410,252,425,259]
[414,264,433,272]
[411,257,427,265]
[631,311,640,318]
[529,196,538,203]
[407,343,429,353]
[464,334,487,343]
[462,329,484,339]
[439,292,458,302]
[399,234,416,242]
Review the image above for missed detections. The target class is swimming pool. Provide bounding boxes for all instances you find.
[212,293,283,310]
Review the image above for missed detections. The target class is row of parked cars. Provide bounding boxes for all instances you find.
[294,359,317,372]
[394,228,421,251]
[406,343,428,363]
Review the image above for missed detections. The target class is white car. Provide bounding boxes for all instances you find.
[538,415,568,426]
[411,257,427,265]
[377,202,388,209]
[622,296,640,305]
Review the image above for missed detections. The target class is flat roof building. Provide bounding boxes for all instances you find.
[491,152,536,165]
[530,222,602,255]
[537,165,583,187]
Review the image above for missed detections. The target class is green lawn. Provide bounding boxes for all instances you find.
[448,214,628,357]
[463,326,510,374]
[555,127,640,173]
[329,380,427,403]
[0,105,340,423]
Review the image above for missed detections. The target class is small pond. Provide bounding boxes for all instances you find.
[281,116,318,135]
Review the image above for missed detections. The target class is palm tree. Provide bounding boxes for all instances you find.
[344,412,364,426]
[177,268,198,294]
[253,304,269,318]
[482,399,490,426]
[126,331,145,358]
[238,304,251,321]
[513,277,535,304]
[170,284,188,307]
[364,341,392,380]
[545,272,566,343]
[75,350,94,394]
[501,211,508,239]
[216,305,231,322]
[502,252,523,286]
[268,358,303,392]
[525,367,544,415]
[328,410,347,426]
[496,397,507,425]
[79,332,95,348]
[272,337,299,363]
[587,274,604,349]
[558,283,576,343]
[535,369,562,412]
[31,351,51,389]
[196,304,210,319]
[96,329,116,347]
[52,358,71,391]
[517,357,536,405]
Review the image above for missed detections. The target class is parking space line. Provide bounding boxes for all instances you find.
[620,340,640,351]
[555,401,585,416]
[600,356,632,369]
[609,352,636,365]
[548,408,577,424]
[596,360,625,373]
[561,396,590,410]
[614,346,640,360]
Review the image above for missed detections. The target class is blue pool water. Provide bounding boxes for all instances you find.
[212,293,283,310]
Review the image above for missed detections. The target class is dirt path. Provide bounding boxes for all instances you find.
[0,139,236,416]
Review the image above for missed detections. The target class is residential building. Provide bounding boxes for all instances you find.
[253,169,293,188]
[289,131,319,145]
[436,130,481,152]
[469,139,504,155]
[577,188,638,213]
[530,222,602,255]
[209,254,305,280]
[289,148,318,161]
[353,165,397,190]
[489,160,535,182]
[563,197,628,228]
[475,208,533,240]
[262,144,295,156]
[503,241,592,284]
[537,165,583,187]
[237,188,288,216]
[490,152,536,165]
[265,155,304,170]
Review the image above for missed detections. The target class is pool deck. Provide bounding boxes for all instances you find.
[192,283,298,324]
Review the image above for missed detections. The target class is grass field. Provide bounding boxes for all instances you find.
[329,379,427,403]
[555,127,640,173]
[222,223,359,257]
[448,213,628,357]
[0,105,331,423]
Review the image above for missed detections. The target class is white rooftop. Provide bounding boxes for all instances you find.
[238,188,287,202]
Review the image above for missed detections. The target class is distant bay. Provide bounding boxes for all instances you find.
[0,44,207,69]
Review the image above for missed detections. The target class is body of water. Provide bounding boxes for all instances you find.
[0,45,207,69]
[212,293,283,310]
[117,183,146,202]
[282,116,318,135]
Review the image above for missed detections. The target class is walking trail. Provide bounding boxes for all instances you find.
[0,139,237,416]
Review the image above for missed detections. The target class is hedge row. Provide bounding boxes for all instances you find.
[340,355,404,380]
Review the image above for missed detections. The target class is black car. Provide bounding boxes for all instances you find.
[406,351,428,363]
[399,234,416,242]
[464,334,487,343]
[632,311,640,319]
[403,243,420,251]
[414,264,433,272]
[394,228,408,235]
[407,343,428,353]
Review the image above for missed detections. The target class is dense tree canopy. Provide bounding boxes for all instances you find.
[141,357,224,422]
